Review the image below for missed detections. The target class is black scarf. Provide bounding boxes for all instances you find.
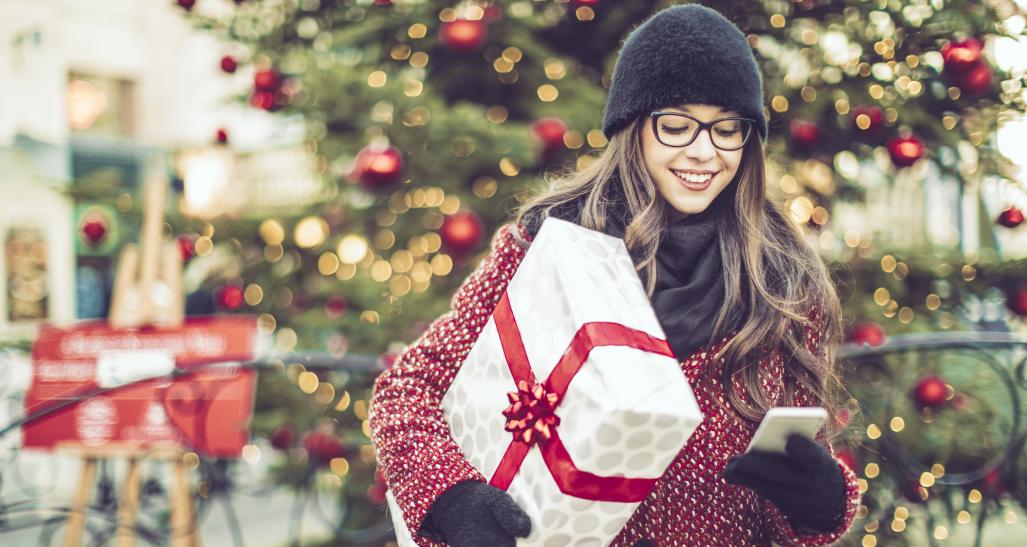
[526,191,738,361]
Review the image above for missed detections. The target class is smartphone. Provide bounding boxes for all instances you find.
[746,406,828,453]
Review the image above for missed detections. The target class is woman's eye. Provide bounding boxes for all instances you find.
[716,129,739,137]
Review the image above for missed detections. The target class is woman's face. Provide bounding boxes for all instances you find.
[641,103,745,220]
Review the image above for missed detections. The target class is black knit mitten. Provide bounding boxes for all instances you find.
[723,434,846,532]
[419,481,532,546]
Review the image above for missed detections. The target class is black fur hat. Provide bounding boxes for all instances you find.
[601,4,768,141]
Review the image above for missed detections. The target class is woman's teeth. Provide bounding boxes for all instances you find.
[672,170,714,184]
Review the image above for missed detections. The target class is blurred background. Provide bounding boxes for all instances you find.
[1,0,1027,546]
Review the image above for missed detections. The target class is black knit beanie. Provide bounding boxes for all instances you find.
[601,4,768,141]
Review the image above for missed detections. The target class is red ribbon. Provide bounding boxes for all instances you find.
[487,292,674,503]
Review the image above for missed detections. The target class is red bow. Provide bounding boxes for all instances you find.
[486,292,675,503]
[503,380,561,445]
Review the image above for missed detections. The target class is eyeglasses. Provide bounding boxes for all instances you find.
[649,111,755,151]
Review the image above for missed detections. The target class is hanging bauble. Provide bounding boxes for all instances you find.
[955,62,992,98]
[483,4,503,23]
[351,144,404,191]
[176,0,196,11]
[215,127,229,144]
[177,234,198,262]
[835,447,858,473]
[372,0,392,5]
[532,117,568,152]
[440,210,485,256]
[367,467,388,504]
[220,55,238,74]
[1009,288,1027,316]
[997,206,1023,228]
[851,105,884,133]
[981,467,1006,496]
[789,119,820,152]
[911,374,948,409]
[887,134,925,168]
[249,91,276,111]
[941,37,983,74]
[302,431,345,465]
[253,68,281,92]
[324,295,348,318]
[847,321,886,347]
[379,351,400,370]
[269,424,295,451]
[215,283,245,310]
[440,19,488,53]
[80,217,109,247]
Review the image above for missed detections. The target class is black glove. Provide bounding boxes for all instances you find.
[723,434,846,533]
[419,480,532,546]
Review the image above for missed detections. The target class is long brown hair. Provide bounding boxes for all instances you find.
[513,116,845,428]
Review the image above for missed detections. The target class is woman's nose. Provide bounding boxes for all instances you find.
[682,128,717,162]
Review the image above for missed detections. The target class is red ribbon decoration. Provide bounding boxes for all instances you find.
[486,292,675,503]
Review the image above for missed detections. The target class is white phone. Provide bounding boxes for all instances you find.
[746,407,828,453]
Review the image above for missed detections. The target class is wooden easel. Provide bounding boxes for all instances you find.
[60,175,194,546]
[59,443,202,547]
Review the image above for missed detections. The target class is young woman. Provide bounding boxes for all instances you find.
[370,4,861,546]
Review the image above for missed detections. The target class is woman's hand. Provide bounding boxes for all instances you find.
[420,481,532,546]
[723,434,846,533]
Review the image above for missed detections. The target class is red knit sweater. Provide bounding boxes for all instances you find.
[369,223,861,546]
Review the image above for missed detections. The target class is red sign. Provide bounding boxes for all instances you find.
[24,316,260,458]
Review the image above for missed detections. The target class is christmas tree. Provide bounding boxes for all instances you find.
[164,0,1027,543]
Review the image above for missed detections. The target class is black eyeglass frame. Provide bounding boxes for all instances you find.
[648,111,756,151]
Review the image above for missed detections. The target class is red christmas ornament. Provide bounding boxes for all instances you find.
[1009,288,1027,316]
[176,0,196,11]
[215,127,229,144]
[379,351,400,370]
[177,234,197,262]
[215,283,245,310]
[532,117,568,151]
[851,105,884,133]
[835,447,858,473]
[911,374,948,409]
[80,218,108,247]
[483,4,503,23]
[253,68,281,92]
[249,91,276,111]
[324,295,348,318]
[440,19,488,53]
[789,119,820,151]
[219,55,238,74]
[440,210,485,256]
[571,0,601,5]
[835,407,851,428]
[302,431,345,464]
[997,206,1024,228]
[367,467,388,504]
[847,321,886,347]
[372,0,392,5]
[982,467,1006,496]
[270,424,295,451]
[887,134,925,168]
[955,62,992,98]
[941,37,983,74]
[352,144,404,191]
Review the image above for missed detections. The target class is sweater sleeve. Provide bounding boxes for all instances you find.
[369,223,529,545]
[761,306,862,546]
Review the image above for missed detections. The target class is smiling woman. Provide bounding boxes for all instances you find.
[370,4,860,547]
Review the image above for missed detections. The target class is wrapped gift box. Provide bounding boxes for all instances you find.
[389,218,703,546]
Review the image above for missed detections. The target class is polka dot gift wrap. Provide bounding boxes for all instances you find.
[385,218,704,546]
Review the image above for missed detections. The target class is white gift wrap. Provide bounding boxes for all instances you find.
[388,218,703,546]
